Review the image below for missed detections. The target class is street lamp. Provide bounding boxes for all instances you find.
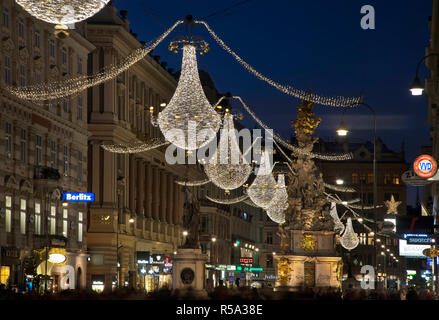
[337,102,378,285]
[410,53,439,96]
[336,179,344,185]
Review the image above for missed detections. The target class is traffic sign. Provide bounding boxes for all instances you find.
[413,155,438,178]
[401,170,432,187]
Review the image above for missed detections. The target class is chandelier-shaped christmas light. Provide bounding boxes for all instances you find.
[157,44,221,150]
[247,150,277,209]
[204,114,252,191]
[339,218,359,251]
[329,202,345,234]
[265,174,288,224]
[16,0,110,35]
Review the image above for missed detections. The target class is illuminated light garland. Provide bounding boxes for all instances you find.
[235,96,353,161]
[205,194,249,205]
[329,202,345,234]
[247,150,277,208]
[16,0,110,26]
[324,183,356,193]
[196,21,362,108]
[339,217,359,251]
[100,139,169,154]
[157,44,221,150]
[204,114,252,191]
[175,179,211,186]
[348,204,383,210]
[7,21,183,101]
[265,174,288,224]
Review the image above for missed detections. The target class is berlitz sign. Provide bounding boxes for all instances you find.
[413,155,438,178]
[62,192,95,202]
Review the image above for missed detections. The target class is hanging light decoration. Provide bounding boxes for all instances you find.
[175,179,211,187]
[100,138,169,154]
[265,174,288,224]
[340,218,359,251]
[16,0,110,37]
[247,150,277,208]
[329,202,345,234]
[157,44,221,150]
[204,113,252,191]
[205,194,249,205]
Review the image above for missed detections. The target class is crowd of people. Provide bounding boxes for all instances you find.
[0,283,437,300]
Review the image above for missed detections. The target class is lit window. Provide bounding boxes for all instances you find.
[359,233,366,245]
[367,173,374,184]
[0,266,10,286]
[393,176,400,185]
[351,173,359,184]
[35,202,41,235]
[50,205,56,235]
[20,199,26,234]
[62,208,68,237]
[78,211,83,242]
[5,195,12,233]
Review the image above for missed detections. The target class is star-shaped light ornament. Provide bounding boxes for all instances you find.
[384,195,401,214]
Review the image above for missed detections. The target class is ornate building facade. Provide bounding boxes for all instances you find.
[0,0,93,291]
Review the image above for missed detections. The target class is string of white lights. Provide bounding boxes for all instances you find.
[324,183,356,193]
[196,21,362,108]
[234,96,353,160]
[100,139,170,154]
[7,20,183,101]
[205,194,249,205]
[175,179,211,186]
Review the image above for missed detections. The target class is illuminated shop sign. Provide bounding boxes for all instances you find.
[62,192,95,202]
[399,239,431,258]
[239,258,253,264]
[403,233,436,245]
[136,252,171,266]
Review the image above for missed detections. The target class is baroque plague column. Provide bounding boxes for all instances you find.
[274,98,342,291]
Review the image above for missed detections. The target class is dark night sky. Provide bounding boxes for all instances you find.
[112,0,433,206]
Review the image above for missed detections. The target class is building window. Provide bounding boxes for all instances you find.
[266,232,273,244]
[266,254,273,268]
[62,97,69,113]
[18,17,24,38]
[62,208,68,237]
[367,173,374,184]
[2,7,9,28]
[20,199,26,234]
[49,39,55,57]
[20,128,27,162]
[367,193,373,205]
[50,205,56,235]
[78,151,83,181]
[367,233,374,245]
[19,64,26,87]
[200,215,208,233]
[78,211,83,242]
[393,175,400,185]
[4,55,11,85]
[50,140,56,168]
[34,29,40,48]
[77,56,83,74]
[0,266,10,286]
[62,47,67,65]
[35,202,41,235]
[63,145,69,174]
[351,173,359,184]
[35,135,42,165]
[78,96,83,120]
[384,174,391,184]
[5,122,12,155]
[359,233,366,245]
[5,195,12,233]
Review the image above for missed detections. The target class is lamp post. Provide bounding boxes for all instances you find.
[337,102,378,288]
[409,53,439,96]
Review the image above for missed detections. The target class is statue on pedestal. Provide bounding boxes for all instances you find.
[181,186,200,249]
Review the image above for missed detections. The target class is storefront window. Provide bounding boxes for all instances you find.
[91,275,105,292]
[5,195,12,233]
[0,266,10,285]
